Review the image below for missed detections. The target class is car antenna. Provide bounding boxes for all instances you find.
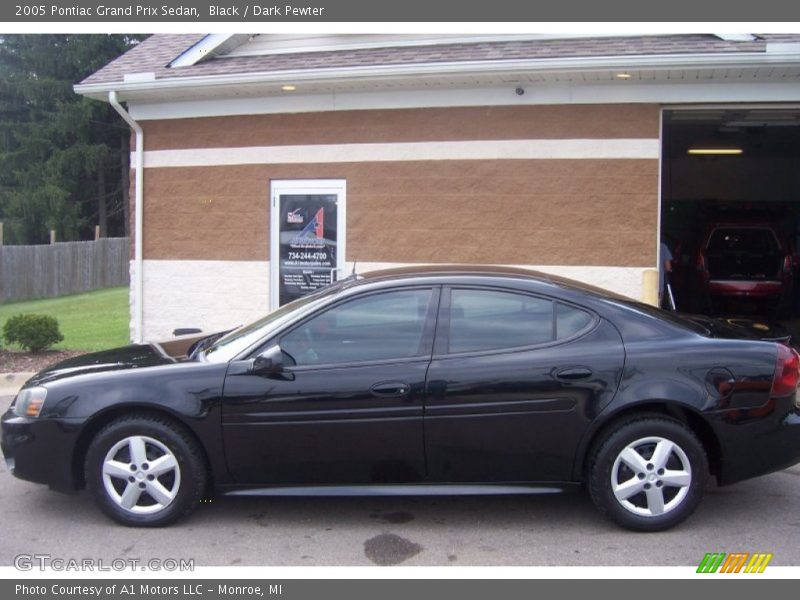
[351,261,358,276]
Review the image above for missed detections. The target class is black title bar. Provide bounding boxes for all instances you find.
[3,0,800,22]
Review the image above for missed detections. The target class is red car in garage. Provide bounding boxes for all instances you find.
[695,222,796,315]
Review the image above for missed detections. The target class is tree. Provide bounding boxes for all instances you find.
[0,34,145,244]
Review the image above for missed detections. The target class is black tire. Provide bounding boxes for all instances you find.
[84,413,206,527]
[588,416,708,532]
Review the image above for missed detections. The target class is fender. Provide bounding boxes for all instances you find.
[37,361,231,485]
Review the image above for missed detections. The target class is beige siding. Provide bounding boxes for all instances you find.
[142,158,658,267]
[142,104,660,150]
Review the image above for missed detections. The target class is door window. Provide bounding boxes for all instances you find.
[281,289,434,366]
[447,289,554,353]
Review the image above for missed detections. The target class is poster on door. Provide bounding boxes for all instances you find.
[278,194,338,306]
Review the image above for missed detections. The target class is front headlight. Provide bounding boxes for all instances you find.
[13,387,48,418]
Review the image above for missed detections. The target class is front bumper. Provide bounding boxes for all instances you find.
[1,408,83,492]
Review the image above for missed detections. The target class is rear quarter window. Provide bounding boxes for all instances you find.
[556,303,594,339]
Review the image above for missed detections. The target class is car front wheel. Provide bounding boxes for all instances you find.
[85,413,206,527]
[588,416,708,531]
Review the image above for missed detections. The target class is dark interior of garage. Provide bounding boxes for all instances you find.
[660,108,800,332]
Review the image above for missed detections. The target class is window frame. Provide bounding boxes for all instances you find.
[268,285,442,371]
[433,285,599,359]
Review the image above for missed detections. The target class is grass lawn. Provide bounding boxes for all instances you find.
[0,287,129,352]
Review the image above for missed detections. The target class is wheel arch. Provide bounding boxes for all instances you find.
[71,405,213,492]
[574,401,722,482]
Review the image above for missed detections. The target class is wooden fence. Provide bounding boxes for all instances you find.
[0,238,130,303]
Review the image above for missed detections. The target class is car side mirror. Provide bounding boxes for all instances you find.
[251,344,285,375]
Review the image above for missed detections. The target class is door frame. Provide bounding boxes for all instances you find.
[270,179,347,310]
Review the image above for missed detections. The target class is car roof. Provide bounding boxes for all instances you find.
[343,265,711,339]
[360,264,549,279]
[352,264,632,302]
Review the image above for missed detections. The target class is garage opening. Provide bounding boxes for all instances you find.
[660,108,800,333]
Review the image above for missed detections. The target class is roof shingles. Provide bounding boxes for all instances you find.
[80,33,800,86]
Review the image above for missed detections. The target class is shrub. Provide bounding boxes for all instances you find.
[3,314,64,352]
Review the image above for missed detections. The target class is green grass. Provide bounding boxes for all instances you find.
[0,287,130,352]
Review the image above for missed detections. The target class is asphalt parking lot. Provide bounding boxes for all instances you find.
[1,394,799,567]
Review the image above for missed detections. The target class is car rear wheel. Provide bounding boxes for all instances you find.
[588,416,708,531]
[85,414,206,527]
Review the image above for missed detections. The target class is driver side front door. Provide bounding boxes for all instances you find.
[221,287,439,485]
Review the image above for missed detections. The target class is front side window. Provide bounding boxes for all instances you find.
[448,289,554,353]
[281,289,433,366]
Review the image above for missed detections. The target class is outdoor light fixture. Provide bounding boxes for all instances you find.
[281,85,297,92]
[687,148,743,155]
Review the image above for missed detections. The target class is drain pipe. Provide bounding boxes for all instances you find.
[109,91,144,343]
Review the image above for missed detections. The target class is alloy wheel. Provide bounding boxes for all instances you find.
[610,436,692,517]
[101,435,181,514]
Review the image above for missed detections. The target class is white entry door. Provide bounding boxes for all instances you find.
[270,179,346,310]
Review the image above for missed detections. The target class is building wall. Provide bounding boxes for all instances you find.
[135,103,661,340]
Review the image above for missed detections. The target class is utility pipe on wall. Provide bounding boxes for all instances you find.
[108,91,144,343]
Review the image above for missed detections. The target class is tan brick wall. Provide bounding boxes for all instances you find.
[136,103,660,269]
[142,158,658,267]
[142,104,660,150]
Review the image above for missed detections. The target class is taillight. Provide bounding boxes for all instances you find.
[770,343,800,397]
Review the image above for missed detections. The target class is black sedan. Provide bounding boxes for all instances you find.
[3,266,800,531]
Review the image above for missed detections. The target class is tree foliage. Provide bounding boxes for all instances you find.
[0,34,146,244]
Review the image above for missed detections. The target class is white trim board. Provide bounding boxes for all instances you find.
[140,139,659,169]
[126,81,800,121]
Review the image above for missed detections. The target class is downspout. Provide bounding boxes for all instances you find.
[108,91,144,343]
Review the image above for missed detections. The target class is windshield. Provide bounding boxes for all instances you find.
[707,227,779,254]
[201,281,350,363]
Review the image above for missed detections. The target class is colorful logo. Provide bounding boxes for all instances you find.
[696,552,773,573]
[293,208,324,238]
[292,208,325,246]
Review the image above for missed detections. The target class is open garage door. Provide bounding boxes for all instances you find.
[661,108,800,328]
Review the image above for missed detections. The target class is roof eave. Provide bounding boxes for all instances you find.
[74,50,800,102]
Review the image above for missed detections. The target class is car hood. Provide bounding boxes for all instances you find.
[26,343,187,386]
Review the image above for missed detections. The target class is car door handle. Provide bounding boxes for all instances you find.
[370,382,410,398]
[555,367,593,381]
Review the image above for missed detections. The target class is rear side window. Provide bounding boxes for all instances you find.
[448,289,554,353]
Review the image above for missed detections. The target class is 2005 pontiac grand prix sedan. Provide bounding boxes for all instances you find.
[3,266,800,530]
